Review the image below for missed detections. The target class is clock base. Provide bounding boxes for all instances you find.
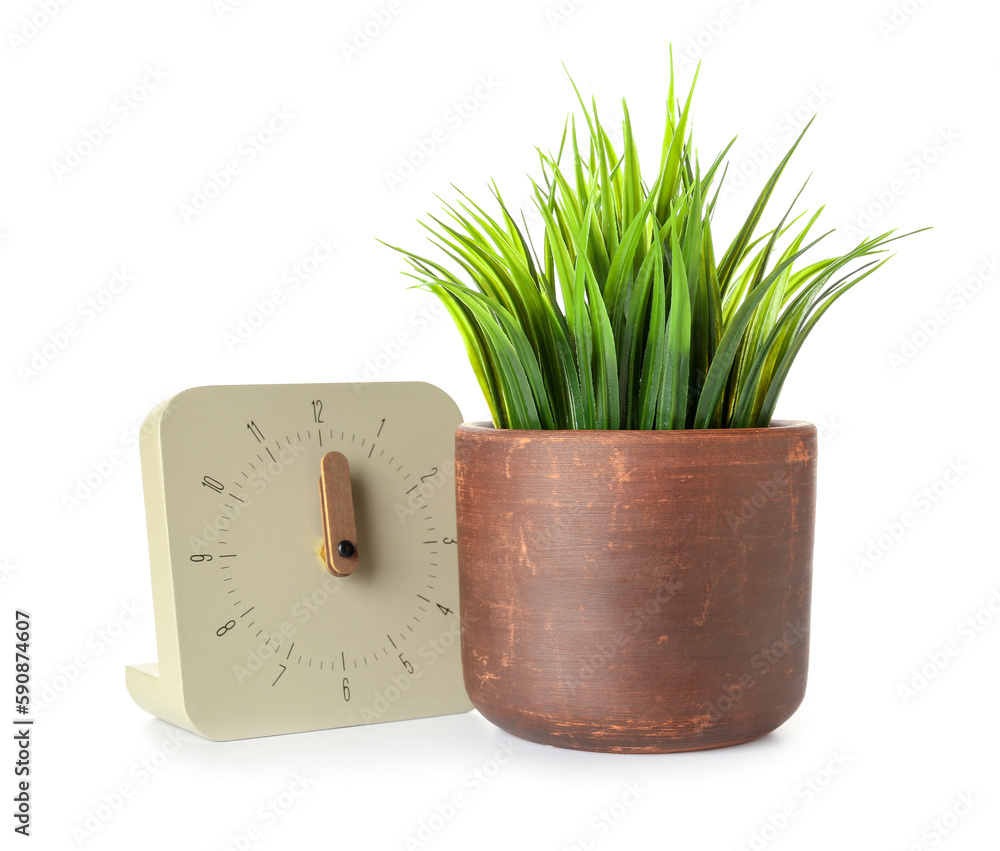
[125,662,210,739]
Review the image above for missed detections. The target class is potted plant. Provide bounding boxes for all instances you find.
[386,65,921,753]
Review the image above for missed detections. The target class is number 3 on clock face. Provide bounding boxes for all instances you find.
[126,382,472,741]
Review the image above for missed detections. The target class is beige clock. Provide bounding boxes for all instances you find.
[126,382,472,741]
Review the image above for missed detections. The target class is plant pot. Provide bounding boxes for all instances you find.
[454,420,817,753]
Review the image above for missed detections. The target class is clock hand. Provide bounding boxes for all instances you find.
[318,451,359,577]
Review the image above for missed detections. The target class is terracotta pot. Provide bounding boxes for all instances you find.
[454,420,817,753]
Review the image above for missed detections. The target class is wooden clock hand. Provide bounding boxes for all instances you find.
[318,451,359,577]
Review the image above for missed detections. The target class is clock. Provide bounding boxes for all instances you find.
[126,382,472,741]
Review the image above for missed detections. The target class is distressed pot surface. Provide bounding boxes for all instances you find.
[455,421,817,753]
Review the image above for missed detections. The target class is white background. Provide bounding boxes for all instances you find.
[2,0,998,848]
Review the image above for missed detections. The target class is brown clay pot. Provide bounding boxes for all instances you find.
[454,420,817,753]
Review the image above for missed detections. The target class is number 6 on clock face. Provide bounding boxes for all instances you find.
[126,382,472,741]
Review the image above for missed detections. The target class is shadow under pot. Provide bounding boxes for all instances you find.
[454,420,817,754]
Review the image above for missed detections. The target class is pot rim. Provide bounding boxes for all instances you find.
[458,419,814,436]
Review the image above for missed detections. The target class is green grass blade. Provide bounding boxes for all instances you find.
[653,65,698,222]
[692,229,833,428]
[755,259,892,426]
[637,238,666,429]
[435,283,543,429]
[716,118,814,293]
[658,226,692,429]
[419,282,506,427]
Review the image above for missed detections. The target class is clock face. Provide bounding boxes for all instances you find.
[127,382,471,740]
